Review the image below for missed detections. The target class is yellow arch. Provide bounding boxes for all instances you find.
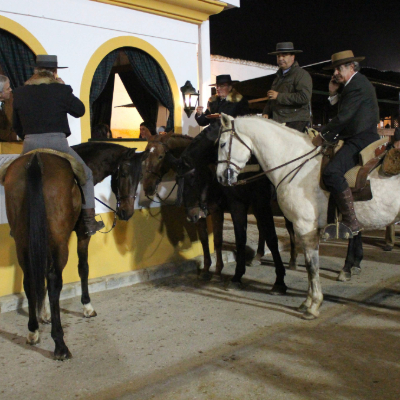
[0,15,47,55]
[80,36,182,142]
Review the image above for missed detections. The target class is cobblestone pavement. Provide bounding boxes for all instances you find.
[0,217,399,400]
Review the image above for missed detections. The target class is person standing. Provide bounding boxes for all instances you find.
[262,42,312,132]
[312,51,380,235]
[13,55,104,236]
[0,75,17,141]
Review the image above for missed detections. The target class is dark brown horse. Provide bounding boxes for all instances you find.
[143,133,224,276]
[5,143,143,360]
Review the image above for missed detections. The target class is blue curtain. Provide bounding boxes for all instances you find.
[89,49,119,124]
[0,28,35,88]
[123,48,174,131]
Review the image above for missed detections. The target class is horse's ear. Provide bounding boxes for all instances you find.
[126,148,137,158]
[220,113,232,130]
[161,131,174,142]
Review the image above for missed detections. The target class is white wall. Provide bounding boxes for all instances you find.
[211,55,277,83]
[0,0,199,143]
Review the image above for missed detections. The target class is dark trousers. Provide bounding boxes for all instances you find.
[323,133,379,194]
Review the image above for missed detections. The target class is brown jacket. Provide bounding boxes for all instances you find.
[0,97,17,141]
[263,61,312,123]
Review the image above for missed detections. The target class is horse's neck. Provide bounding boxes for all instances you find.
[242,120,318,186]
[167,137,192,156]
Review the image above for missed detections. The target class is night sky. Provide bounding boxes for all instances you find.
[210,0,400,72]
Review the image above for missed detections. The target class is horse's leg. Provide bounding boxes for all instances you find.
[338,237,355,282]
[196,217,212,280]
[212,209,224,276]
[23,267,40,345]
[47,264,71,360]
[250,222,265,266]
[298,231,323,319]
[285,217,298,270]
[229,199,248,284]
[77,226,97,317]
[351,232,363,275]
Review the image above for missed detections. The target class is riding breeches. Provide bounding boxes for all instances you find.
[322,133,380,194]
[22,133,95,209]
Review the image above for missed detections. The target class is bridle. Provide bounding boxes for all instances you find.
[217,121,322,188]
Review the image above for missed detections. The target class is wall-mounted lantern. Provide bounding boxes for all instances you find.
[180,80,199,118]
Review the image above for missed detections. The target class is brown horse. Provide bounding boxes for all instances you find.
[4,143,143,360]
[5,153,81,360]
[143,133,224,277]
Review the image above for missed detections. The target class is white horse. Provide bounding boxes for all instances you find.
[216,114,400,319]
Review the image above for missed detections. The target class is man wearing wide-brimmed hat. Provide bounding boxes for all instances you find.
[312,50,380,235]
[12,55,104,235]
[180,74,248,167]
[262,42,312,133]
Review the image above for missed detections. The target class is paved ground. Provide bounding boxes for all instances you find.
[0,217,399,400]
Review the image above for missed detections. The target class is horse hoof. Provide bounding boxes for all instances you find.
[351,266,361,276]
[226,280,244,290]
[337,271,351,282]
[301,311,318,320]
[211,273,223,282]
[249,254,262,267]
[83,303,97,318]
[269,283,287,296]
[199,271,213,281]
[288,261,298,271]
[26,330,40,345]
[54,348,72,361]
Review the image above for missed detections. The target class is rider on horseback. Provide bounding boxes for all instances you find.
[12,55,104,236]
[181,74,249,168]
[312,51,380,235]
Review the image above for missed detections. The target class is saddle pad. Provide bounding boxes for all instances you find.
[359,137,389,165]
[344,165,361,188]
[0,148,86,186]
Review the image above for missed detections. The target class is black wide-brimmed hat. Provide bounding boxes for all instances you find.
[268,42,303,55]
[209,74,238,86]
[323,50,365,70]
[30,55,68,69]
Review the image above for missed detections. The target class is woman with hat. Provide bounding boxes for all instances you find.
[12,55,104,236]
[181,74,248,167]
[312,50,380,235]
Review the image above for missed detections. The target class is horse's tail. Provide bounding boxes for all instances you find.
[26,154,48,314]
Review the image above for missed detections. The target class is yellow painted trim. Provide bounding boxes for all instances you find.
[0,15,47,55]
[90,0,227,24]
[80,36,182,143]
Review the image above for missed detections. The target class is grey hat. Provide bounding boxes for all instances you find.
[30,55,68,69]
[268,42,303,55]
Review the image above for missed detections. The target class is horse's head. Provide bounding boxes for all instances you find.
[111,148,143,221]
[217,113,252,186]
[142,132,174,196]
[176,160,211,223]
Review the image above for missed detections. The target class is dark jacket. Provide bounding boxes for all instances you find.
[262,61,312,123]
[321,72,380,143]
[13,73,85,139]
[195,88,249,127]
[0,97,17,141]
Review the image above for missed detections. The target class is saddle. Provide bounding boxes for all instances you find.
[321,137,390,240]
[0,148,87,186]
[320,137,389,202]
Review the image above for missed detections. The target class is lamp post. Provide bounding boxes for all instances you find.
[180,80,199,118]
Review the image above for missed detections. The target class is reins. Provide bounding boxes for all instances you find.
[218,121,322,188]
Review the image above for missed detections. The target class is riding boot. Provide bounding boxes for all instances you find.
[332,187,362,235]
[81,208,105,236]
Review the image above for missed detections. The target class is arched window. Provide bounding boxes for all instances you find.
[89,47,174,139]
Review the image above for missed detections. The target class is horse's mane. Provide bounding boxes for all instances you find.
[236,115,309,140]
[167,134,193,141]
